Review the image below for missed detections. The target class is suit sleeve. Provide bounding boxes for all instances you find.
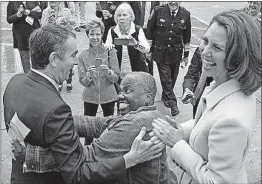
[7,2,21,24]
[183,11,191,45]
[73,115,111,138]
[182,47,202,93]
[170,116,248,183]
[146,9,157,41]
[85,119,141,162]
[45,104,126,184]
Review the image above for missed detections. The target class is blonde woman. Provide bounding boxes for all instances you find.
[105,3,150,78]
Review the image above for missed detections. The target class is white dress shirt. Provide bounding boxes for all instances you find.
[31,68,59,91]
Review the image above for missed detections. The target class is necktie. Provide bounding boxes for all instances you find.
[191,72,207,105]
[171,11,176,21]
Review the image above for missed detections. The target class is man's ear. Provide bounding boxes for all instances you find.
[49,52,58,68]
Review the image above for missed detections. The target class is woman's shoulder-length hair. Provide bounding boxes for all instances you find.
[210,10,261,95]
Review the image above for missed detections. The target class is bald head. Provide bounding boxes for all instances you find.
[121,72,157,99]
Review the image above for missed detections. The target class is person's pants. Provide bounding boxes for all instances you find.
[19,50,30,73]
[74,1,86,26]
[157,62,180,103]
[59,68,73,85]
[146,57,154,76]
[84,101,116,145]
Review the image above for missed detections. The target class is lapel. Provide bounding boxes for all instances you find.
[173,6,181,22]
[189,79,242,147]
[27,70,62,99]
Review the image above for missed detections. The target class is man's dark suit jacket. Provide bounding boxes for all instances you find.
[3,70,126,184]
[7,1,42,50]
[129,1,160,26]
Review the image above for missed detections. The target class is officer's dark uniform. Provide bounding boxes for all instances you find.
[182,47,213,118]
[146,4,191,116]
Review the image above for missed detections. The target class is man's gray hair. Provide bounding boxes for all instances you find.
[29,24,76,69]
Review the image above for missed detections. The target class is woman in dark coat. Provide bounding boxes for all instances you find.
[7,1,42,73]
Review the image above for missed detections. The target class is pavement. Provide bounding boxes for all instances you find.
[1,2,261,184]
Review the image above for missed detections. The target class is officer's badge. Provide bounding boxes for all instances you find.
[110,4,116,10]
[149,9,154,20]
[160,19,165,22]
[181,19,185,24]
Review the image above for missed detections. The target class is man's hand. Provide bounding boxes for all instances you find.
[123,127,165,169]
[181,88,194,104]
[24,9,30,16]
[10,139,25,161]
[145,53,152,60]
[181,57,189,69]
[102,10,112,19]
[17,5,24,17]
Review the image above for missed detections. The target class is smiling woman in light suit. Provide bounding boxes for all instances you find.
[150,10,261,184]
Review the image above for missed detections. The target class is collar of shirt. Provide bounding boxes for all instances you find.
[170,7,179,16]
[113,22,136,38]
[202,78,241,110]
[31,68,59,91]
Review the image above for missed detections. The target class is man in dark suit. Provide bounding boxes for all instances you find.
[3,24,163,184]
[129,1,159,27]
[129,1,160,76]
[146,2,191,116]
[7,1,42,73]
[181,47,213,118]
[142,1,160,76]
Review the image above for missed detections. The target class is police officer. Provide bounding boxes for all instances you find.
[146,2,191,116]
